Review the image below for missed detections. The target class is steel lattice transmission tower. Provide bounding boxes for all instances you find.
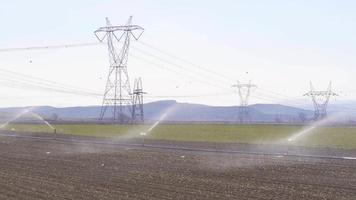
[304,82,338,121]
[132,78,145,122]
[95,16,144,123]
[232,81,257,123]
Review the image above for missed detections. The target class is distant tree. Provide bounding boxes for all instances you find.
[298,112,307,123]
[50,113,59,121]
[274,115,283,123]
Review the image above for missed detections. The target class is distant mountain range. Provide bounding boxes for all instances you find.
[0,100,354,123]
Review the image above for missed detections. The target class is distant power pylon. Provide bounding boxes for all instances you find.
[232,81,257,123]
[95,16,144,123]
[304,81,338,121]
[132,78,145,122]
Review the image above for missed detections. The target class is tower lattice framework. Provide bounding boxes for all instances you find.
[304,82,337,121]
[95,16,144,123]
[232,81,257,123]
[132,78,145,122]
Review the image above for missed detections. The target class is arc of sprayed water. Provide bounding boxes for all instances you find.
[0,107,56,133]
[29,112,56,130]
[147,112,169,133]
[287,113,342,143]
[141,105,177,136]
[113,104,178,142]
[0,107,35,129]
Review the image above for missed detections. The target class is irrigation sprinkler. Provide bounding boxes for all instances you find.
[286,139,292,155]
[140,132,146,146]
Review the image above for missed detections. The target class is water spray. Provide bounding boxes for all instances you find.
[286,114,341,143]
[284,114,342,156]
[30,113,56,134]
[0,107,56,134]
[112,104,176,142]
[144,106,176,135]
[0,107,35,129]
[130,105,176,145]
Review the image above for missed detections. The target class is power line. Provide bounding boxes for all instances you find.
[131,50,312,107]
[0,67,101,97]
[136,40,311,103]
[130,53,232,92]
[146,92,232,99]
[0,68,101,94]
[257,87,300,100]
[132,45,232,87]
[133,46,295,106]
[0,65,349,112]
[138,40,235,82]
[0,39,315,105]
[254,90,306,105]
[0,78,101,97]
[249,92,309,109]
[0,39,346,109]
[0,42,103,52]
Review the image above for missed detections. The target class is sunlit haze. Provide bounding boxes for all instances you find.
[0,0,355,107]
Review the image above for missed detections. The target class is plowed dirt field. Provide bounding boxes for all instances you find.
[0,132,355,200]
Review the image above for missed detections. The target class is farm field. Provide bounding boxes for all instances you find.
[0,131,356,200]
[3,123,356,149]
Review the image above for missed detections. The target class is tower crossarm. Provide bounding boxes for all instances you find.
[95,25,144,32]
[304,91,338,96]
[95,24,144,42]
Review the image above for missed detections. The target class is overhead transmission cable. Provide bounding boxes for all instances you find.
[254,90,307,105]
[0,40,304,102]
[132,51,305,105]
[137,40,235,82]
[130,53,232,92]
[132,45,305,104]
[0,41,229,99]
[0,40,322,106]
[0,42,103,52]
[136,40,306,103]
[131,46,232,87]
[146,92,232,99]
[0,41,234,97]
[0,67,101,97]
[0,68,101,94]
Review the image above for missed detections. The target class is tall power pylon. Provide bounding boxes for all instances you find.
[132,78,145,122]
[95,16,144,123]
[232,81,257,123]
[304,81,338,120]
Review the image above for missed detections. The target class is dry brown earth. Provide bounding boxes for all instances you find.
[0,132,355,200]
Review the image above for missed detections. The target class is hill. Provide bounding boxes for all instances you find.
[0,100,316,123]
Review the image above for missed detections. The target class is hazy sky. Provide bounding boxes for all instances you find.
[0,0,355,107]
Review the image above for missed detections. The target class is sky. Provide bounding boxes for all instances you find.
[0,0,356,107]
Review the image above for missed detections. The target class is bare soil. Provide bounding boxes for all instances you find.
[0,132,356,200]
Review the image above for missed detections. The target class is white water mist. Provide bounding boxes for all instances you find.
[287,113,342,143]
[111,104,178,141]
[0,107,35,129]
[30,112,56,130]
[141,105,177,136]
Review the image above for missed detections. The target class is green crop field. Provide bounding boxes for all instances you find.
[2,123,356,149]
